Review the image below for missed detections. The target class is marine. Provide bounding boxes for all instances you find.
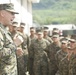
[29,31,50,75]
[0,3,19,75]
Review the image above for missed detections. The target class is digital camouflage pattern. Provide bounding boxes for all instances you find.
[29,38,50,75]
[28,35,37,75]
[55,50,68,68]
[58,54,69,75]
[55,50,68,75]
[0,3,19,14]
[69,53,76,75]
[15,31,29,75]
[47,43,61,75]
[43,36,53,44]
[58,52,76,75]
[0,23,17,75]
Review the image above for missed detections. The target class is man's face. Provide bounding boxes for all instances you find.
[43,31,48,35]
[19,26,24,32]
[30,29,36,35]
[69,41,76,50]
[52,37,59,43]
[1,10,15,26]
[37,33,43,39]
[61,42,68,49]
[9,25,16,33]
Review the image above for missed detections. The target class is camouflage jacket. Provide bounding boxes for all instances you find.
[29,38,50,60]
[47,42,61,75]
[43,36,53,44]
[55,50,68,67]
[55,50,68,75]
[0,24,17,75]
[69,53,76,75]
[58,54,69,75]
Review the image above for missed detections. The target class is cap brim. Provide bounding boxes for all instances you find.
[52,35,59,38]
[6,9,19,14]
[61,41,67,44]
[38,32,43,35]
[69,39,76,42]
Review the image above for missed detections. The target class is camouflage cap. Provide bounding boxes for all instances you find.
[12,22,18,27]
[43,29,49,32]
[20,22,25,28]
[69,39,76,43]
[61,40,68,44]
[0,3,19,14]
[37,30,43,35]
[53,30,59,33]
[37,32,43,35]
[52,34,59,38]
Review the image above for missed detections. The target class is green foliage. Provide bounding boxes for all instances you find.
[32,0,76,25]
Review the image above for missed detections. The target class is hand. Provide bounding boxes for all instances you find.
[16,48,24,57]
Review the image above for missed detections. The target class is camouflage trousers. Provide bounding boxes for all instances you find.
[17,55,28,75]
[33,59,49,75]
[28,58,34,75]
[48,61,58,75]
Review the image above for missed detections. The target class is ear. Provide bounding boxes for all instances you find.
[0,10,5,17]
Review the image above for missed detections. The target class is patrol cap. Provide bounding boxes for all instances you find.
[30,29,36,32]
[37,31,43,35]
[52,34,59,38]
[30,27,35,29]
[43,27,49,29]
[61,40,68,44]
[12,22,18,27]
[53,30,59,33]
[20,22,25,28]
[37,32,43,35]
[0,3,19,14]
[30,27,35,31]
[43,29,49,32]
[69,39,76,43]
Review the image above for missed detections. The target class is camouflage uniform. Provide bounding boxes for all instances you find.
[16,31,29,75]
[0,24,17,75]
[55,50,68,75]
[69,53,76,75]
[58,54,69,75]
[47,42,61,75]
[43,36,53,44]
[29,38,50,75]
[28,35,37,75]
[29,35,37,46]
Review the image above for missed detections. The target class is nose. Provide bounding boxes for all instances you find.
[12,14,15,20]
[13,14,15,19]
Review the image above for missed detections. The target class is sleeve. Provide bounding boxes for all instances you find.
[55,52,59,68]
[45,40,50,52]
[0,32,16,59]
[28,41,34,59]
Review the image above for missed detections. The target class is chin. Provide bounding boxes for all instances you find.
[8,23,12,26]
